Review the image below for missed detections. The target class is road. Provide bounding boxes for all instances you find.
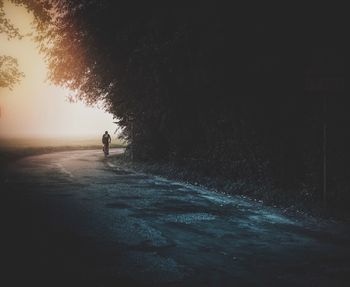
[1,149,350,286]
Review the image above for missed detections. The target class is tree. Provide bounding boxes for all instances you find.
[15,1,348,207]
[0,0,52,89]
[0,0,23,89]
[0,55,24,89]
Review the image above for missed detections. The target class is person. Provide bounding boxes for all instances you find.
[102,131,111,156]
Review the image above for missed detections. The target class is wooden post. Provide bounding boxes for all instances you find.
[322,93,327,206]
[130,119,134,161]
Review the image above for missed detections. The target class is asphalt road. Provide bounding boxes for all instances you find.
[1,149,350,286]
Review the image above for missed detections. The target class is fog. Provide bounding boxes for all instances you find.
[0,0,116,139]
[0,135,124,148]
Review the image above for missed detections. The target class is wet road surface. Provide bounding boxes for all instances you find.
[1,149,350,286]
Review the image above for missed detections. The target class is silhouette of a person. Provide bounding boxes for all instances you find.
[102,131,111,156]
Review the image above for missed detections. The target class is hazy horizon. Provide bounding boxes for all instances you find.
[0,0,117,139]
[0,134,125,148]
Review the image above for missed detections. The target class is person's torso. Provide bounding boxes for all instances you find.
[103,134,110,143]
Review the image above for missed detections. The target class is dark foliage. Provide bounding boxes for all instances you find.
[26,1,347,208]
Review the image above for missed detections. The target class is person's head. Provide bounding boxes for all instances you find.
[105,131,108,134]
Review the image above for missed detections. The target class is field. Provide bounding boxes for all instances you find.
[0,136,126,166]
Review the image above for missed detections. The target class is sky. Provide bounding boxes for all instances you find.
[0,0,116,138]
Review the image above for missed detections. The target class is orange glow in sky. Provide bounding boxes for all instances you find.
[0,1,116,138]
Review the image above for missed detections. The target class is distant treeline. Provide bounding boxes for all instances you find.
[26,2,347,208]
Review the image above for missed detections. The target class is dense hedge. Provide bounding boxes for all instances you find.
[24,1,348,208]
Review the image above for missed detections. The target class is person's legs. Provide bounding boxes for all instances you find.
[103,143,108,156]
